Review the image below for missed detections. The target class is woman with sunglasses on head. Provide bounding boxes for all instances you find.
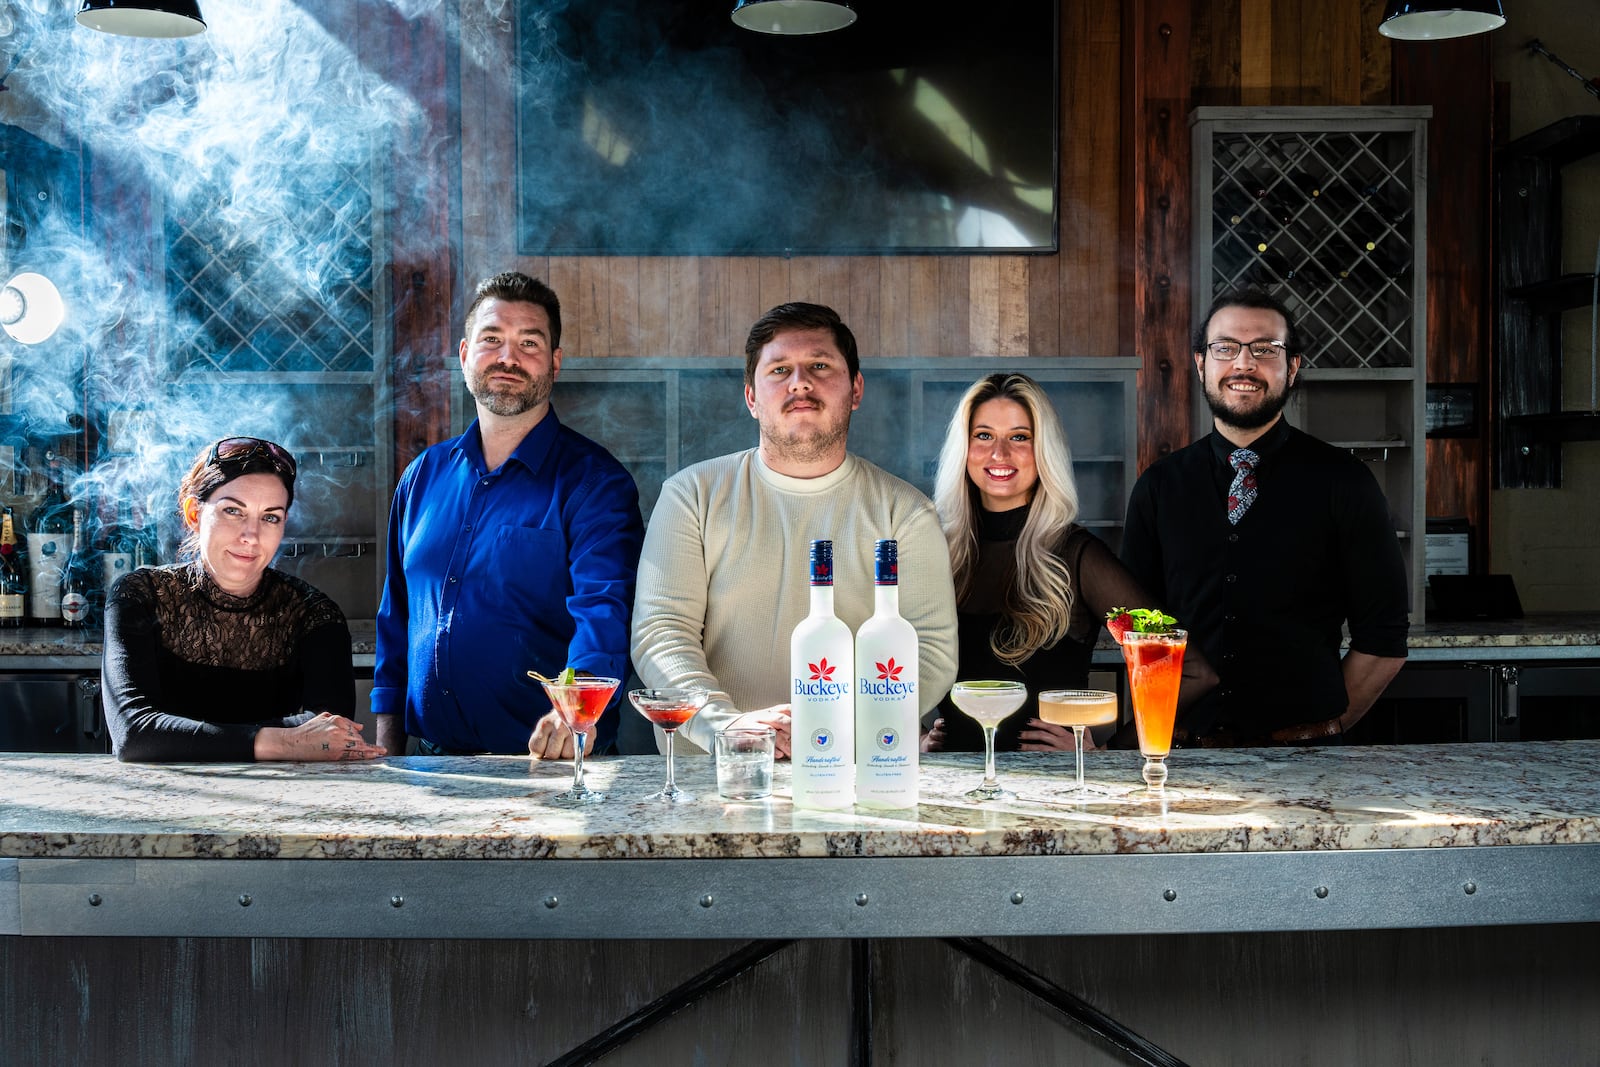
[102,437,385,763]
[924,374,1215,754]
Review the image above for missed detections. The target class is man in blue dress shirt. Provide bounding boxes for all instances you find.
[372,272,644,756]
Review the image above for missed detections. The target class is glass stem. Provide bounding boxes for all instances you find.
[1073,725,1086,791]
[982,725,998,786]
[572,732,588,791]
[664,730,677,790]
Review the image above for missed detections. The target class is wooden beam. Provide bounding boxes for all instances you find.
[1123,0,1195,471]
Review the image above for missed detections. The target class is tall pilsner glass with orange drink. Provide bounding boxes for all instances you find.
[1107,608,1187,792]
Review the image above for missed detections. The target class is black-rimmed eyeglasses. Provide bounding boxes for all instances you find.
[1203,340,1288,362]
[208,437,297,479]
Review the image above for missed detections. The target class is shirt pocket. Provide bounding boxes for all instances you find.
[486,526,571,617]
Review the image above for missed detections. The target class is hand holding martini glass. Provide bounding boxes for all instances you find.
[529,669,620,804]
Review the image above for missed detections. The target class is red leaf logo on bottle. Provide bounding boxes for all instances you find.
[875,658,904,681]
[809,657,837,681]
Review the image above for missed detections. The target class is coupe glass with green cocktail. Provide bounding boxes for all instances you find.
[949,680,1028,801]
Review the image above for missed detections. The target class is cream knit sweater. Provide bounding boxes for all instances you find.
[632,449,959,754]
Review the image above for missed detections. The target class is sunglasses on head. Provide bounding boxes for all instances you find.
[208,437,297,479]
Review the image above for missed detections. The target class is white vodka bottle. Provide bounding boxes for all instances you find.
[854,539,919,808]
[789,539,855,810]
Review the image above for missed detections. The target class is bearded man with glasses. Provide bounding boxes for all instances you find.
[1118,288,1409,747]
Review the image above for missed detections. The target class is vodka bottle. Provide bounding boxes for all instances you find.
[789,539,855,810]
[0,506,24,627]
[59,509,91,628]
[854,539,919,809]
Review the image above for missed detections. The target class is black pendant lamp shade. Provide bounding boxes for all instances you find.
[731,0,857,35]
[76,0,207,39]
[1378,1,1506,40]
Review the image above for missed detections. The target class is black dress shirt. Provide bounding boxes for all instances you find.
[1120,419,1409,738]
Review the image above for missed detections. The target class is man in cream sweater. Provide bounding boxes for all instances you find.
[631,302,958,756]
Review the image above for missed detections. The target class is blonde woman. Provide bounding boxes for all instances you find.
[925,373,1214,753]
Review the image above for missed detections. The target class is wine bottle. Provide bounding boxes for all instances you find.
[60,509,91,629]
[0,505,25,628]
[101,499,136,597]
[26,453,69,625]
[789,539,855,810]
[854,539,919,809]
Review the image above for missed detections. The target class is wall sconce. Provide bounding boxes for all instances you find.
[731,0,856,35]
[1,273,66,345]
[1379,1,1506,41]
[76,0,207,39]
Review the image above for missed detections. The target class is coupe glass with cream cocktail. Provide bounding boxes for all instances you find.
[1038,688,1119,799]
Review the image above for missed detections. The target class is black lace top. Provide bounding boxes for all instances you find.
[937,504,1214,752]
[102,563,355,762]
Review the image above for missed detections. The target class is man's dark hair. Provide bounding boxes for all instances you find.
[463,272,562,351]
[743,302,860,387]
[1191,288,1307,358]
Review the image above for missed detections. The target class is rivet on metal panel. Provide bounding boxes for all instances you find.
[699,895,715,909]
[1162,889,1177,902]
[1315,886,1330,899]
[543,896,559,909]
[87,893,102,907]
[855,893,869,907]
[390,895,405,908]
[1464,882,1477,895]
[1010,892,1025,905]
[238,894,253,907]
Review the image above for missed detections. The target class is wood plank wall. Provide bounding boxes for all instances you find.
[394,0,1489,544]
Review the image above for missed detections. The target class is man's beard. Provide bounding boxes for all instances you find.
[1202,372,1291,431]
[467,364,552,417]
[760,401,851,465]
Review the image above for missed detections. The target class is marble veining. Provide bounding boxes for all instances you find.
[4,743,1600,861]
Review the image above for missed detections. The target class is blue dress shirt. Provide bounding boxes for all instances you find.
[372,408,643,753]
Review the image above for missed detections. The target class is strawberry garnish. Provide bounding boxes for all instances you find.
[1105,608,1134,645]
[1105,607,1177,641]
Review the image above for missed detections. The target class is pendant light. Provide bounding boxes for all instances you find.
[76,0,207,39]
[1378,1,1506,41]
[731,0,856,36]
[0,273,66,346]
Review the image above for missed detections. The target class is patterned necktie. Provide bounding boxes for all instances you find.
[1227,448,1259,525]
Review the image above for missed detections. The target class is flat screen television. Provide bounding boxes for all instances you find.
[516,0,1059,255]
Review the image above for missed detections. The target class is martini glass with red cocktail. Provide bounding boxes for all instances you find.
[535,674,620,804]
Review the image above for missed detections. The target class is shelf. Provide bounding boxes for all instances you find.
[1504,411,1600,443]
[1505,273,1599,316]
[1499,115,1600,167]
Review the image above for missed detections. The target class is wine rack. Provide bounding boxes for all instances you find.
[1191,106,1429,621]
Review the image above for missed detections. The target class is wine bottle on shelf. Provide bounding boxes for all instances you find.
[0,505,25,628]
[26,453,69,625]
[789,538,855,811]
[60,509,91,629]
[101,499,137,598]
[854,539,919,810]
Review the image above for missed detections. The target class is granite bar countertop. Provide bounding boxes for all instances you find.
[4,743,1599,862]
[3,616,1597,661]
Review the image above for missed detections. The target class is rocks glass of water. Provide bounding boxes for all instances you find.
[716,727,775,800]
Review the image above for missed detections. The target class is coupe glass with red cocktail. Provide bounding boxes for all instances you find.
[628,687,708,802]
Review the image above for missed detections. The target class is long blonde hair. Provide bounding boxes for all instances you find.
[933,373,1081,665]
